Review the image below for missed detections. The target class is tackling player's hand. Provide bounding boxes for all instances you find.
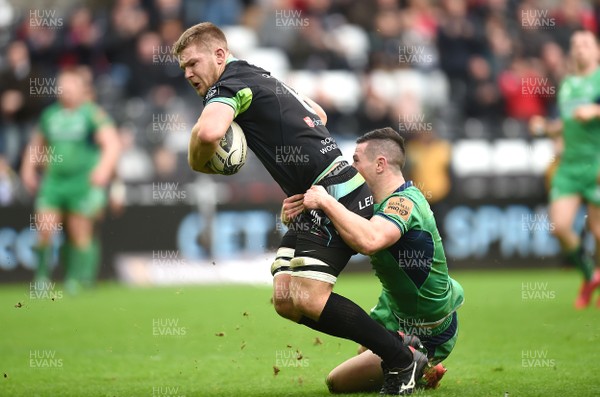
[573,104,600,122]
[528,115,546,136]
[303,185,330,210]
[281,194,304,224]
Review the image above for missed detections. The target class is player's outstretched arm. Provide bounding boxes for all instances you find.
[20,131,46,195]
[188,102,234,173]
[303,186,400,255]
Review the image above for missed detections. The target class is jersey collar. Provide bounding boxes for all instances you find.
[396,180,413,192]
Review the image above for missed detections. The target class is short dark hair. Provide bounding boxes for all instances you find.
[356,127,406,170]
[173,22,228,55]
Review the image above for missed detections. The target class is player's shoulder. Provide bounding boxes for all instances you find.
[81,101,114,126]
[392,185,426,205]
[42,101,61,113]
[205,61,254,102]
[219,59,262,81]
[591,67,600,82]
[79,100,103,115]
[40,102,61,121]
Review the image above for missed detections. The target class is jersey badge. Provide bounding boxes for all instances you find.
[384,196,414,221]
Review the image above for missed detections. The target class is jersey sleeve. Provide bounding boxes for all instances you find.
[205,79,253,118]
[88,103,115,132]
[374,194,417,235]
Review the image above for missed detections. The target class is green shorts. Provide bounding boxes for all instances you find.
[370,294,459,365]
[36,175,106,217]
[550,160,600,206]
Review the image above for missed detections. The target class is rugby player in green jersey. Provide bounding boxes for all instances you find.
[20,68,120,293]
[285,127,464,392]
[529,30,600,309]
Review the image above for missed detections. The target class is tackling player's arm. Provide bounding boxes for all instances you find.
[303,185,400,255]
[91,125,121,187]
[188,102,234,173]
[20,131,46,194]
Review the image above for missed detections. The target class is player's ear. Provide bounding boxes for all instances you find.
[376,156,386,172]
[215,47,227,64]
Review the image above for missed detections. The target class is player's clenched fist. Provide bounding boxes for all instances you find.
[303,185,330,210]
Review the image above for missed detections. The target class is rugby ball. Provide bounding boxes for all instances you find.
[208,121,247,175]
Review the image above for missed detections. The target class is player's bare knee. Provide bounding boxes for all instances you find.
[550,222,570,239]
[37,228,54,246]
[272,296,293,319]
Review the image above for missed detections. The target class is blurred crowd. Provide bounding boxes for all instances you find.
[0,0,598,206]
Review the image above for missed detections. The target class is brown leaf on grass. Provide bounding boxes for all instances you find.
[215,332,225,337]
[273,366,280,376]
[14,302,22,308]
[240,341,246,350]
[314,337,323,345]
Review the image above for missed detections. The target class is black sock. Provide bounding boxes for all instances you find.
[299,292,412,368]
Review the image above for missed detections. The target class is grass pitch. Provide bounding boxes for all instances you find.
[1,269,599,397]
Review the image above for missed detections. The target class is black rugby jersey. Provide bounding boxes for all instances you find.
[204,58,343,196]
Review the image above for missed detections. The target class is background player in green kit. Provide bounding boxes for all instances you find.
[285,127,464,392]
[529,30,600,309]
[20,68,120,293]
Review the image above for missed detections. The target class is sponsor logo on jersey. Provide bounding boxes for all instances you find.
[384,196,414,221]
[303,116,325,128]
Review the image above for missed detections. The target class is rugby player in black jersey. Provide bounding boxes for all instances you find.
[174,22,425,395]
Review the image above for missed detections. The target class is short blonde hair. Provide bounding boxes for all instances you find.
[173,22,228,55]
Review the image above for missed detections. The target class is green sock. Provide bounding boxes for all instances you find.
[65,241,83,283]
[79,238,100,287]
[67,241,98,287]
[35,245,52,281]
[61,241,72,279]
[565,246,594,281]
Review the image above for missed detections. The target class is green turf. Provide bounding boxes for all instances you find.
[1,269,599,397]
